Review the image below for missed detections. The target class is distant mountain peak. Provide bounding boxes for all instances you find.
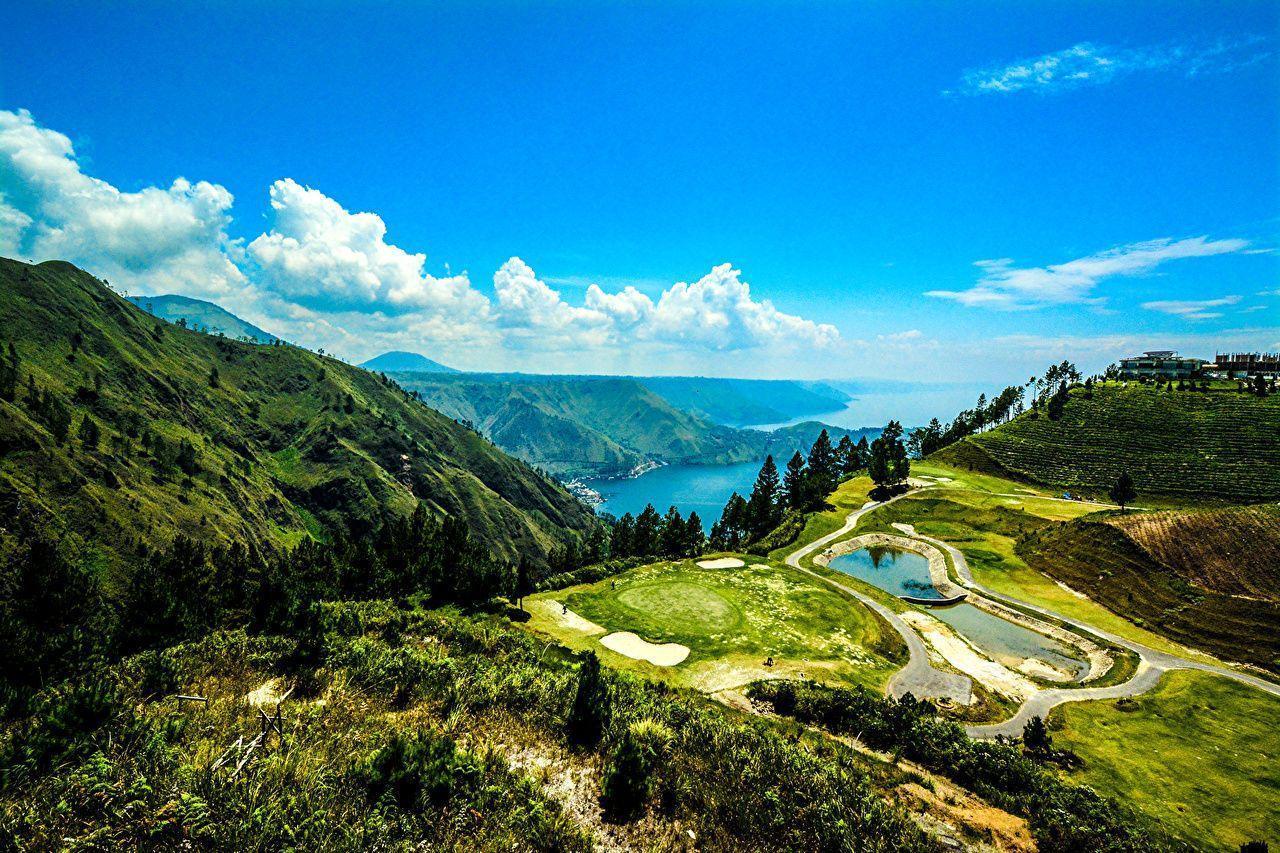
[361,351,459,373]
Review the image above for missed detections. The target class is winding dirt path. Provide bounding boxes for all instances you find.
[783,490,1280,739]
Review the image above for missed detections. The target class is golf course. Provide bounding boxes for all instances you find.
[523,463,1280,849]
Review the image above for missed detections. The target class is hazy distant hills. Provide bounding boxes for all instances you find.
[361,350,459,373]
[395,371,875,478]
[128,294,276,343]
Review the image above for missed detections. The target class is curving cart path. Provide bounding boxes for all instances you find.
[785,491,1280,739]
[784,494,973,704]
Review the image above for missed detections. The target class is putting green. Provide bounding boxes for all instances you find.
[523,558,906,693]
[615,581,742,635]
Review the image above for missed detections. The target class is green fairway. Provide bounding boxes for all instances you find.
[1051,670,1280,851]
[524,557,905,693]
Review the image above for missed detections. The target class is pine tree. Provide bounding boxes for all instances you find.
[611,512,636,557]
[632,504,662,557]
[79,414,101,451]
[684,511,705,556]
[782,451,807,510]
[835,434,856,475]
[805,429,838,499]
[746,455,781,537]
[515,557,533,611]
[659,506,687,557]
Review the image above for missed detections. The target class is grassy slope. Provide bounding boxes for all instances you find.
[525,555,905,693]
[1108,505,1280,601]
[1018,519,1280,672]
[935,382,1280,501]
[1051,669,1280,851]
[0,258,596,573]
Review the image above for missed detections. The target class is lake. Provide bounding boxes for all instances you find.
[745,381,993,430]
[585,459,763,523]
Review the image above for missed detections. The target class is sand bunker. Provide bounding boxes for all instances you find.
[696,557,745,569]
[534,600,605,635]
[600,632,690,666]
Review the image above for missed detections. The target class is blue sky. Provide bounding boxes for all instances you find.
[1,1,1277,381]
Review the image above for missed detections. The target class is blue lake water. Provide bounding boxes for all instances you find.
[829,546,945,600]
[585,460,763,522]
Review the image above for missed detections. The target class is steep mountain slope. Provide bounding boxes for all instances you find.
[0,258,596,572]
[934,383,1280,501]
[361,350,458,373]
[128,294,276,343]
[396,373,874,477]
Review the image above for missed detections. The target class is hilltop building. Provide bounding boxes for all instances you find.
[1211,352,1280,379]
[1117,350,1206,380]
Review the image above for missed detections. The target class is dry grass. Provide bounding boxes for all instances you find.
[1109,504,1280,600]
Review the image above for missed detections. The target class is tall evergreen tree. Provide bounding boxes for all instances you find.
[746,455,781,537]
[659,506,687,557]
[684,511,705,556]
[868,421,909,492]
[611,512,636,557]
[836,434,857,475]
[782,451,807,511]
[632,504,662,557]
[805,429,838,499]
[515,557,533,611]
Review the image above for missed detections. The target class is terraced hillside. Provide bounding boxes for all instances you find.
[1109,505,1280,600]
[1018,520,1280,672]
[935,383,1280,501]
[0,258,597,572]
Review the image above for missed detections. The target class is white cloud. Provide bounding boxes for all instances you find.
[491,259,840,352]
[951,37,1272,96]
[248,178,482,317]
[0,108,246,297]
[878,329,923,342]
[1142,295,1242,320]
[926,236,1251,310]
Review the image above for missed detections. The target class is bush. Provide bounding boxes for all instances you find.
[357,729,481,812]
[602,719,673,819]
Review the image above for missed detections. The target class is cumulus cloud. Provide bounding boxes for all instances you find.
[492,259,839,352]
[925,236,1251,310]
[1141,295,1242,320]
[950,37,1272,96]
[0,108,839,366]
[248,178,481,317]
[0,109,246,297]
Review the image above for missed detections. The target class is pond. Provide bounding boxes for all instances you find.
[830,546,1089,679]
[828,545,946,601]
[932,603,1089,680]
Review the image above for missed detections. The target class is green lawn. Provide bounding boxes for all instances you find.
[1052,670,1280,851]
[523,556,904,693]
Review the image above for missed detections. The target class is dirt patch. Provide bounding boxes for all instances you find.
[697,557,745,569]
[244,677,285,707]
[601,632,690,666]
[902,611,1038,701]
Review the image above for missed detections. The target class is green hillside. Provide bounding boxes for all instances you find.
[128,294,276,343]
[934,382,1280,501]
[1018,518,1280,672]
[0,258,596,572]
[396,373,873,477]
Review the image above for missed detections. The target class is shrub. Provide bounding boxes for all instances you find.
[602,718,674,819]
[357,729,481,812]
